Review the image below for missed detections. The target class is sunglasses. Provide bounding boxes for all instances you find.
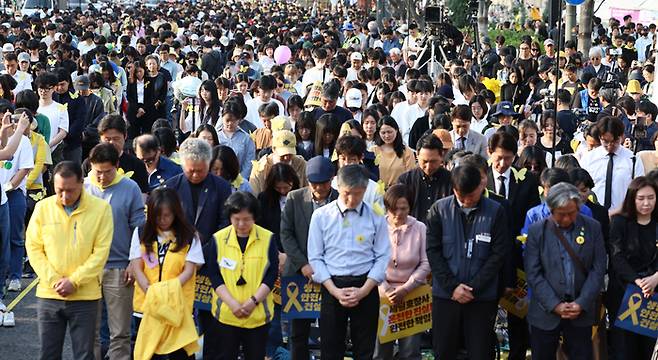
[531,48,540,52]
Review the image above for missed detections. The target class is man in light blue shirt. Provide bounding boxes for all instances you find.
[308,164,390,360]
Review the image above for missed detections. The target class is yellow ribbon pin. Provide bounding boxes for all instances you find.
[283,282,303,313]
[618,293,643,325]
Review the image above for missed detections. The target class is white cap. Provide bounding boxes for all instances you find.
[373,40,383,49]
[345,88,362,108]
[220,36,229,47]
[2,43,14,52]
[190,34,199,41]
[350,52,363,61]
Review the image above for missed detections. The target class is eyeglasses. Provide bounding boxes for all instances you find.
[277,82,284,88]
[590,57,601,60]
[531,48,540,52]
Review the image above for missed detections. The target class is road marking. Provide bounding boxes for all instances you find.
[6,278,39,312]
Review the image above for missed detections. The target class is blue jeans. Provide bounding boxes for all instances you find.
[266,304,283,357]
[7,190,27,280]
[0,202,10,295]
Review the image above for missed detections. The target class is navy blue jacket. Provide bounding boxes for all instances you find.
[524,216,606,330]
[426,195,509,301]
[164,173,232,245]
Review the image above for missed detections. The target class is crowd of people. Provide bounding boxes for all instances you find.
[0,0,657,359]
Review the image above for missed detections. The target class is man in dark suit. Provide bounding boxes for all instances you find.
[164,137,231,360]
[485,131,541,360]
[524,183,606,360]
[581,46,610,80]
[281,156,338,360]
[450,105,488,159]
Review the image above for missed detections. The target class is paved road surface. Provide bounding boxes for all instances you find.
[0,277,74,360]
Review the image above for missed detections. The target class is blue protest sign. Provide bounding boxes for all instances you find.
[565,0,586,5]
[614,284,658,338]
[281,275,322,319]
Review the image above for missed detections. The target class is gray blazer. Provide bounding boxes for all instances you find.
[451,130,488,159]
[280,187,339,277]
[524,215,606,331]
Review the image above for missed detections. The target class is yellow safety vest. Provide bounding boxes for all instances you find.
[133,237,195,314]
[211,225,274,329]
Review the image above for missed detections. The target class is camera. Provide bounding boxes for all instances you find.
[538,88,554,97]
[609,48,623,56]
[10,114,21,123]
[425,6,443,25]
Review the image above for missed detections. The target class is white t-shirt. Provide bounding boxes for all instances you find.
[38,101,69,149]
[2,70,33,93]
[128,228,205,265]
[245,97,285,129]
[0,135,34,203]
[300,67,332,97]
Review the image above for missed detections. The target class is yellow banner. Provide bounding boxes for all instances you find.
[377,285,433,344]
[499,269,529,318]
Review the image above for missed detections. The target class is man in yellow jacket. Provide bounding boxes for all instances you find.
[26,161,113,360]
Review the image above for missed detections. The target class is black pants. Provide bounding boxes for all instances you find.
[290,318,313,360]
[431,297,498,360]
[320,275,379,360]
[530,321,592,360]
[507,313,530,360]
[217,322,269,360]
[198,310,223,360]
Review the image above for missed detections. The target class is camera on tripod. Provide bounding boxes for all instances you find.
[424,0,448,38]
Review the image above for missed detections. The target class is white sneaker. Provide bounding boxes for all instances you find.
[7,279,20,292]
[0,299,6,312]
[2,312,14,327]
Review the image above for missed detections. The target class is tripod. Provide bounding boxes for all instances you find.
[416,35,448,81]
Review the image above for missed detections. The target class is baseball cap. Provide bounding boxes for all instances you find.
[272,130,297,156]
[544,38,555,46]
[345,88,362,108]
[271,116,292,132]
[350,52,363,61]
[627,79,642,94]
[74,75,90,91]
[2,43,14,52]
[190,34,199,41]
[492,101,518,117]
[306,156,335,183]
[17,52,29,63]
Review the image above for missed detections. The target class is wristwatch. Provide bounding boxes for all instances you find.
[250,295,259,305]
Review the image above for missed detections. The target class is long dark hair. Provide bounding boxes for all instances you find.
[140,187,195,254]
[314,113,339,156]
[375,115,405,158]
[199,80,221,126]
[262,163,300,208]
[212,145,240,182]
[620,176,658,221]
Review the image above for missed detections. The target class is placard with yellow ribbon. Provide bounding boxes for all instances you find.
[281,275,322,319]
[499,269,529,318]
[376,284,433,344]
[614,284,658,338]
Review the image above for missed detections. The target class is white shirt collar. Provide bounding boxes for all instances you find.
[491,166,512,181]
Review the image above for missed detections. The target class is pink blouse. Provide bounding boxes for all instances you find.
[380,216,431,294]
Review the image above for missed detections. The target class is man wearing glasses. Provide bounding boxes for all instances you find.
[514,40,538,84]
[133,134,182,192]
[582,46,610,79]
[580,116,644,213]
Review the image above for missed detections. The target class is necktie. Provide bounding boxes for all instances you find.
[604,153,614,209]
[498,175,507,199]
[458,137,466,150]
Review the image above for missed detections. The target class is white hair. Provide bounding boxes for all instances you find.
[588,46,603,59]
[179,138,212,164]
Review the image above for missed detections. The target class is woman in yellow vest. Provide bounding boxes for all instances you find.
[205,191,279,360]
[129,187,204,360]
